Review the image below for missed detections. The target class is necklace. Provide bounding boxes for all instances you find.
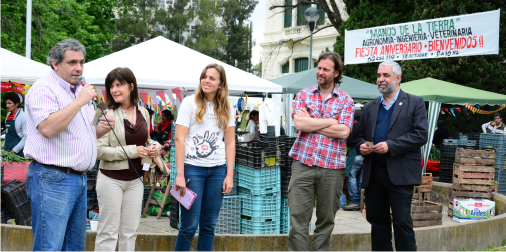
[124,106,135,128]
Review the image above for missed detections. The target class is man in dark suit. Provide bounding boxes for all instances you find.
[354,61,428,251]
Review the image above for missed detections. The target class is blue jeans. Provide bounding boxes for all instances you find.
[347,155,364,205]
[26,162,87,251]
[175,163,226,251]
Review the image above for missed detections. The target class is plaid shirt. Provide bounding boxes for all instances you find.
[289,85,354,169]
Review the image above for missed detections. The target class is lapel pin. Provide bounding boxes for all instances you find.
[399,102,403,105]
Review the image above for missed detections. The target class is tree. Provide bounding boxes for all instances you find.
[185,0,227,61]
[334,0,506,95]
[221,0,257,71]
[154,0,196,44]
[252,61,262,77]
[1,0,117,63]
[112,0,161,51]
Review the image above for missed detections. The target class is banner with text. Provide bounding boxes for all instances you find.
[344,9,500,65]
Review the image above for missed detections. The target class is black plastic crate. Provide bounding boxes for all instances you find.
[87,177,96,192]
[440,145,458,157]
[169,195,180,230]
[236,140,281,168]
[1,180,31,226]
[281,175,290,198]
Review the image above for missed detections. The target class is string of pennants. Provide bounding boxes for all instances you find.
[441,104,506,116]
[94,87,185,116]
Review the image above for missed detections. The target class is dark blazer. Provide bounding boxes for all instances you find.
[354,89,428,188]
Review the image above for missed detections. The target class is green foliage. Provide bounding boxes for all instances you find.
[155,0,196,44]
[112,0,161,51]
[334,0,506,95]
[1,0,117,63]
[252,61,262,77]
[185,0,228,61]
[221,0,257,71]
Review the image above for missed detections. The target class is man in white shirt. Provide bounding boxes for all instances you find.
[482,113,505,135]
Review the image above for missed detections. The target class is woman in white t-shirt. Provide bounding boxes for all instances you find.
[242,110,259,142]
[174,63,235,251]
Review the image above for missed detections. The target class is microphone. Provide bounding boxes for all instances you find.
[77,76,86,86]
[77,76,100,104]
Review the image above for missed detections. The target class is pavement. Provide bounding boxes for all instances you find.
[137,205,457,234]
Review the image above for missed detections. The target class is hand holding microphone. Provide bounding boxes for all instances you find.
[76,76,97,106]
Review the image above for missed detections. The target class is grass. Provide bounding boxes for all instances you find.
[457,239,506,251]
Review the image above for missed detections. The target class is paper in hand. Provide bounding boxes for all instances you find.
[169,183,197,210]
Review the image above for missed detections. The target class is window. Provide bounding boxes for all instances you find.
[284,0,292,28]
[190,25,195,36]
[314,61,318,68]
[316,6,325,25]
[295,58,309,73]
[296,1,309,26]
[282,62,289,73]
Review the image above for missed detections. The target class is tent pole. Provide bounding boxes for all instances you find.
[422,101,441,173]
[25,0,32,59]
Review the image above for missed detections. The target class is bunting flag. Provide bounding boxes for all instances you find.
[172,87,182,106]
[156,90,166,104]
[444,108,450,114]
[449,108,456,117]
[463,107,469,115]
[465,104,506,114]
[102,90,107,102]
[455,107,461,113]
[139,93,149,107]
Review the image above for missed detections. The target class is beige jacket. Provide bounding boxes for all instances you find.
[94,106,160,170]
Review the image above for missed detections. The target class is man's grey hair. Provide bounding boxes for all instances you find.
[379,61,402,77]
[46,39,86,70]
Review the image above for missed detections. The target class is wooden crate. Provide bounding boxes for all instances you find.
[448,201,454,217]
[416,173,433,189]
[455,148,496,159]
[452,163,495,186]
[454,157,495,166]
[411,201,443,228]
[413,187,432,201]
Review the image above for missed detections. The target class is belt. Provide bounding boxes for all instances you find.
[32,160,86,176]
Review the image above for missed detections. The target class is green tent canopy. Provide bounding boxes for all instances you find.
[270,68,379,100]
[402,77,506,105]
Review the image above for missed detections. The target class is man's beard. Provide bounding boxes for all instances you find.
[318,75,334,89]
[378,80,396,95]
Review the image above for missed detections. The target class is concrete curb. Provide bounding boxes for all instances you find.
[2,182,505,251]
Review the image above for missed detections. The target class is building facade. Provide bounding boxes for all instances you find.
[260,0,348,80]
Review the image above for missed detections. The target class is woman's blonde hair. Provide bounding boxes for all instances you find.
[195,63,231,131]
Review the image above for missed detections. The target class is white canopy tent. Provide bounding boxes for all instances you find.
[1,48,51,85]
[84,36,282,94]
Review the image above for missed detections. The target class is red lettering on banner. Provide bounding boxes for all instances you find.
[428,41,434,52]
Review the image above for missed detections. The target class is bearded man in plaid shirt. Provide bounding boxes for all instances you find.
[287,52,354,251]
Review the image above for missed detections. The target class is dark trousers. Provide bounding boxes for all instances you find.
[365,166,417,251]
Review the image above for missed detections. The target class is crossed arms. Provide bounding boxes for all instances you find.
[293,108,351,139]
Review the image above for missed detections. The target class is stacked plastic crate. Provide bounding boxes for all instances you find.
[236,140,282,234]
[215,195,241,234]
[86,161,99,211]
[1,180,31,226]
[439,141,459,183]
[479,133,506,195]
[280,197,312,234]
[479,133,506,169]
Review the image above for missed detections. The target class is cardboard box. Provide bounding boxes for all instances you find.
[452,199,495,223]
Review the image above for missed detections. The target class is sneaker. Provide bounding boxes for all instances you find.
[343,203,360,211]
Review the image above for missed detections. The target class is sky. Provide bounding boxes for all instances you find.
[249,0,266,65]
